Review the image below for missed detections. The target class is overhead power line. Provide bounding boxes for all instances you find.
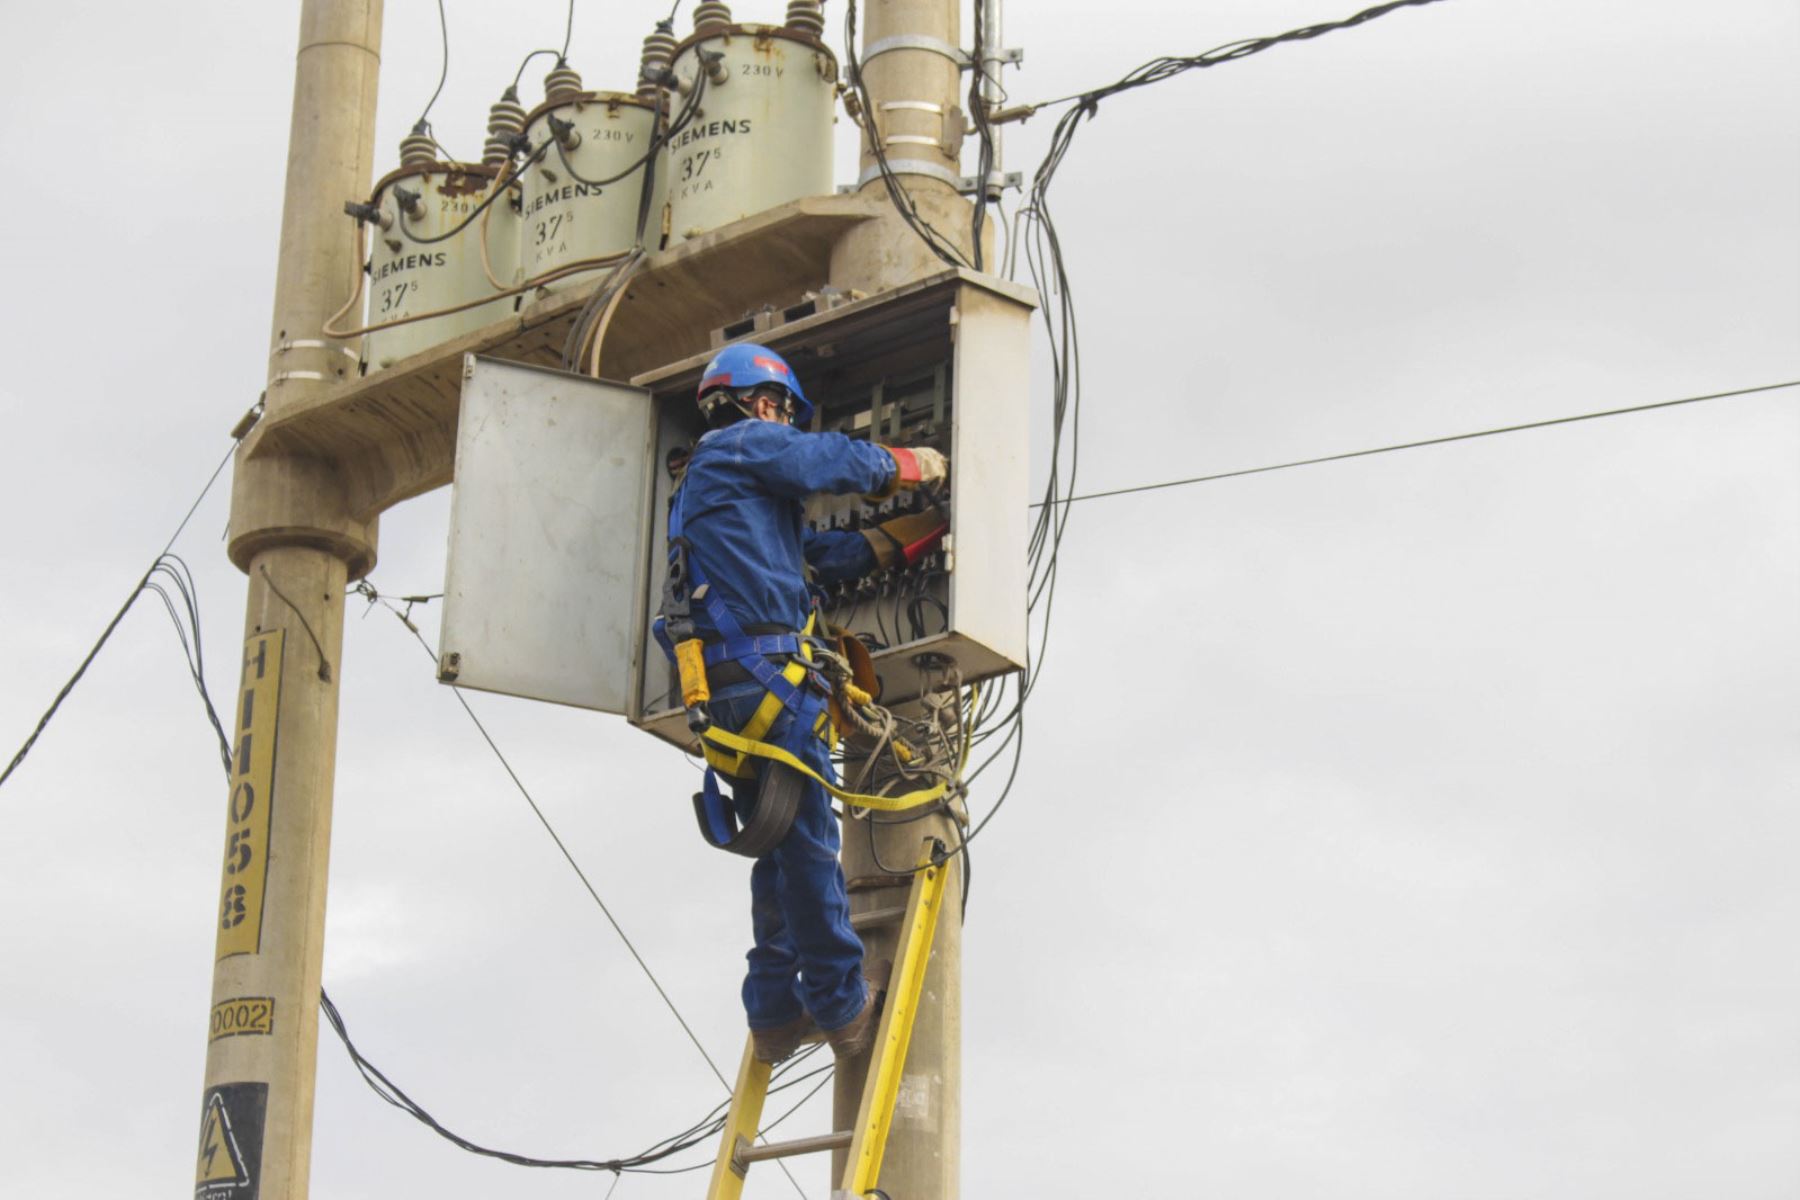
[352,587,815,1198]
[363,592,732,1092]
[0,438,238,791]
[1038,380,1800,509]
[1012,0,1453,122]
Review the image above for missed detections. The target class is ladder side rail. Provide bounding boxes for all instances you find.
[840,842,948,1196]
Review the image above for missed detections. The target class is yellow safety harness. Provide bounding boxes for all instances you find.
[658,484,951,854]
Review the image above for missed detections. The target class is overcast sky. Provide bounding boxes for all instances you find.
[1,0,1796,1197]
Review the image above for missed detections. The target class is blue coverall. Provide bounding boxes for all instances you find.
[676,417,897,1033]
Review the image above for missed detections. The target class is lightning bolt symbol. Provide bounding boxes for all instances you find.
[203,1126,221,1172]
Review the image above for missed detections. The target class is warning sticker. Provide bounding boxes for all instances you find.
[215,631,284,961]
[208,997,275,1042]
[195,1082,267,1199]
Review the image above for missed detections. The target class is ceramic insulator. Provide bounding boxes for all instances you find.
[638,26,678,99]
[398,131,437,167]
[693,2,733,33]
[784,1,825,37]
[543,63,585,101]
[482,93,527,167]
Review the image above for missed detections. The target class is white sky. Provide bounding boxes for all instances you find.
[1,0,1796,1197]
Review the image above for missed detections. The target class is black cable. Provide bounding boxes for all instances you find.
[356,588,818,1200]
[417,0,451,133]
[999,0,1465,723]
[559,67,708,370]
[320,988,721,1172]
[1040,380,1800,509]
[320,978,833,1178]
[143,555,233,777]
[560,0,575,60]
[257,563,332,681]
[547,70,703,191]
[967,0,996,271]
[393,137,553,248]
[512,48,563,91]
[843,0,973,269]
[0,439,237,791]
[1019,0,1453,120]
[362,592,733,1093]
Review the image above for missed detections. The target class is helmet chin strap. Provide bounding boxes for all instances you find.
[700,384,796,428]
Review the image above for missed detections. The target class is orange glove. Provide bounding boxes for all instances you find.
[866,445,949,499]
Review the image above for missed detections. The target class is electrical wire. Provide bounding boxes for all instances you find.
[560,66,711,372]
[416,0,452,136]
[1008,0,1453,124]
[141,555,233,777]
[351,584,814,1198]
[318,987,830,1175]
[392,137,556,248]
[0,438,238,791]
[1038,380,1800,509]
[512,47,563,91]
[361,590,732,1092]
[842,0,973,270]
[936,0,1470,872]
[560,0,575,60]
[967,0,997,271]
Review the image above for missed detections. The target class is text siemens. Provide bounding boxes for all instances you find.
[372,253,446,282]
[525,183,606,217]
[669,118,753,151]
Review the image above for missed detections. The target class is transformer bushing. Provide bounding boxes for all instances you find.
[639,23,678,100]
[784,0,825,37]
[398,126,437,168]
[693,1,733,34]
[544,62,585,101]
[483,90,527,168]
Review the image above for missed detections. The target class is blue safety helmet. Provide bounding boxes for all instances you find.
[696,343,813,428]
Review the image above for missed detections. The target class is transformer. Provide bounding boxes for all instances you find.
[361,131,513,373]
[520,90,665,293]
[664,12,838,244]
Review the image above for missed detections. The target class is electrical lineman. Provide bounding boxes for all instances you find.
[657,343,948,1063]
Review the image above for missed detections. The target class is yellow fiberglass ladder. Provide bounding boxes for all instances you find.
[706,839,948,1200]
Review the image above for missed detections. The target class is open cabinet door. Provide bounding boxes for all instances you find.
[438,356,656,715]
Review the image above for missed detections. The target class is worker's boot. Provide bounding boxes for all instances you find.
[826,963,889,1059]
[751,1012,817,1064]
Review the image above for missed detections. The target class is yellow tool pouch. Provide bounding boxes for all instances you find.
[675,638,710,709]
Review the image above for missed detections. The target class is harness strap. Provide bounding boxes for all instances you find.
[700,615,821,780]
[702,634,802,665]
[699,723,949,814]
[692,760,805,858]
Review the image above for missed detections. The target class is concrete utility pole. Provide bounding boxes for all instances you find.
[830,3,981,1196]
[189,0,997,1194]
[197,2,382,1197]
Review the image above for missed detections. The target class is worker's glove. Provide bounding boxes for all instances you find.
[910,446,949,487]
[861,510,949,570]
[867,445,950,499]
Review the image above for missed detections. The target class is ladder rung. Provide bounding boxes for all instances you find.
[850,904,906,931]
[736,1130,853,1166]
